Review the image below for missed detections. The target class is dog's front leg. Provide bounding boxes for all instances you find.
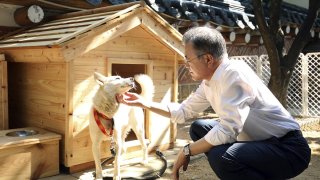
[113,132,122,180]
[132,127,149,165]
[92,140,103,180]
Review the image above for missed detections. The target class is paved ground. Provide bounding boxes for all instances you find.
[160,119,320,180]
[40,117,320,180]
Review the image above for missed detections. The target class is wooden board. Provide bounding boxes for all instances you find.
[0,48,64,63]
[81,49,175,61]
[39,11,118,27]
[8,63,66,133]
[99,36,173,55]
[29,21,101,33]
[13,27,83,38]
[1,34,72,44]
[0,127,61,179]
[0,127,61,148]
[0,56,7,130]
[0,40,59,48]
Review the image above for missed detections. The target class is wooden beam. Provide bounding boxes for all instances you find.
[0,34,70,44]
[0,48,64,62]
[64,60,73,166]
[0,0,112,11]
[0,57,8,130]
[52,1,141,20]
[171,53,178,143]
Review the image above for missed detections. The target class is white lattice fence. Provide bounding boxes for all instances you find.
[287,54,303,116]
[259,55,271,86]
[229,56,259,74]
[229,55,271,86]
[306,53,320,116]
[231,53,320,117]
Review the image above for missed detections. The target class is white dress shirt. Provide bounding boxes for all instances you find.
[168,57,300,146]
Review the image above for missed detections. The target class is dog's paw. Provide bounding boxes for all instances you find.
[94,173,103,180]
[113,176,121,180]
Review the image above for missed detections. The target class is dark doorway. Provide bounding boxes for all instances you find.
[111,63,147,141]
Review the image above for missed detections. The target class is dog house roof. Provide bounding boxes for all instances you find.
[0,2,184,60]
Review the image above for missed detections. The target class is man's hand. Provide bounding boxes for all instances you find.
[172,148,190,180]
[116,92,147,108]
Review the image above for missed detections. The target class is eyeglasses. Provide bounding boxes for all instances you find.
[184,53,207,65]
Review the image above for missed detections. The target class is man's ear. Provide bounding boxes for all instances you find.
[205,54,214,65]
[94,72,105,86]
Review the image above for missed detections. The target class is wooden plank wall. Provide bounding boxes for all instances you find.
[68,49,109,167]
[68,26,176,167]
[0,54,8,130]
[8,63,67,134]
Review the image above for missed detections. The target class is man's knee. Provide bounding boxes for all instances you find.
[189,120,204,141]
[207,146,264,180]
[189,119,218,141]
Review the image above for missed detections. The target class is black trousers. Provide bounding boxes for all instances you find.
[189,119,311,180]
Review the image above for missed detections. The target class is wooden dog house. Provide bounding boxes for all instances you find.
[0,2,184,171]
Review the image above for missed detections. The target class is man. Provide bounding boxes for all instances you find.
[116,26,311,180]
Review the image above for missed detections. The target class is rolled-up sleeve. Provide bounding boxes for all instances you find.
[167,83,211,124]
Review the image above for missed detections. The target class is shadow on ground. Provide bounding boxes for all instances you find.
[160,121,320,180]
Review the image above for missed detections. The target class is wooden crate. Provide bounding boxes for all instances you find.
[0,3,184,171]
[0,127,61,179]
[0,54,8,130]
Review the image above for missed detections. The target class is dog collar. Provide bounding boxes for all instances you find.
[93,108,114,136]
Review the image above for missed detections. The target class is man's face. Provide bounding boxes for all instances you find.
[184,43,213,81]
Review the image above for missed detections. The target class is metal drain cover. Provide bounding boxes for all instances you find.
[6,129,38,137]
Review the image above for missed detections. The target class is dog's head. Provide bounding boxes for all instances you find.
[94,72,135,95]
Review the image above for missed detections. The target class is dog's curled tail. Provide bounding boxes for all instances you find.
[134,74,154,101]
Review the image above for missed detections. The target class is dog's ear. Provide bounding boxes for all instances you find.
[94,72,106,86]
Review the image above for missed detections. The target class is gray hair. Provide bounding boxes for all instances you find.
[182,26,227,60]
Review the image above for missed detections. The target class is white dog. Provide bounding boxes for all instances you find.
[89,72,154,180]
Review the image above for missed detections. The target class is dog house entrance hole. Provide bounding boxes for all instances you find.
[112,63,147,141]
